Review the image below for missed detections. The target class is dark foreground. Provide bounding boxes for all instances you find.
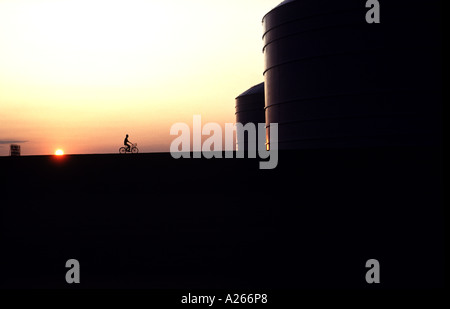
[0,147,444,289]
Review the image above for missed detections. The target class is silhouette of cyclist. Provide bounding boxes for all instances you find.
[124,134,133,152]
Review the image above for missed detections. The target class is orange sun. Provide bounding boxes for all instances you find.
[55,149,64,156]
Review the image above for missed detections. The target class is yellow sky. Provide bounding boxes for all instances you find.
[0,0,280,155]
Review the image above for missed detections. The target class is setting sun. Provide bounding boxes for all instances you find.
[55,149,64,156]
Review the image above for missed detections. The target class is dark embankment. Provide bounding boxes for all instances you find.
[0,147,443,288]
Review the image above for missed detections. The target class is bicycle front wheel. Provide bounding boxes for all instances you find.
[131,147,139,154]
[119,147,127,154]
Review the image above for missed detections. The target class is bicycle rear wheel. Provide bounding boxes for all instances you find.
[119,147,127,154]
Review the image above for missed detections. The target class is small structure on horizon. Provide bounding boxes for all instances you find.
[10,144,21,156]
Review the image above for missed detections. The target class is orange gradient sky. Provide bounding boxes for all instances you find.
[0,0,280,155]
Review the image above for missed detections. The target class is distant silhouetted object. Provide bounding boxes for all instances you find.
[124,134,132,152]
[119,135,139,154]
[9,144,21,156]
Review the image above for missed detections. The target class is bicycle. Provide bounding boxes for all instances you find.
[119,143,139,154]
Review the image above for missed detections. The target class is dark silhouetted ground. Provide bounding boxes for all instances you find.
[0,147,443,288]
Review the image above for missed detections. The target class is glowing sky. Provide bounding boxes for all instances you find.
[0,0,280,155]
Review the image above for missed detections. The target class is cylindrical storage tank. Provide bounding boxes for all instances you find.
[263,0,442,149]
[235,82,265,151]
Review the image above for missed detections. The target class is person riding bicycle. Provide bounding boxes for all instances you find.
[124,134,133,152]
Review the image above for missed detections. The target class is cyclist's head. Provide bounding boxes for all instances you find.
[126,134,129,137]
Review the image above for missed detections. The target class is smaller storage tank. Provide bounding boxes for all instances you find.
[235,82,265,151]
